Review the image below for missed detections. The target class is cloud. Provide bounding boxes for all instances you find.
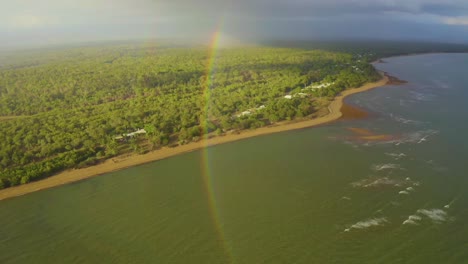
[6,15,56,29]
[1,0,468,47]
[443,16,468,25]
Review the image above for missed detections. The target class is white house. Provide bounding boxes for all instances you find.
[235,105,267,118]
[284,95,292,99]
[115,128,147,140]
[236,111,252,117]
[310,82,334,90]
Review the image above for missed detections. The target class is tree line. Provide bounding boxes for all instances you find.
[0,44,380,189]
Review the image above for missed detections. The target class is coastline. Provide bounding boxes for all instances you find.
[0,75,389,201]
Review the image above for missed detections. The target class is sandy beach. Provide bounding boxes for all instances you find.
[0,75,389,201]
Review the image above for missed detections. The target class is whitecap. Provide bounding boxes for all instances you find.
[392,116,424,125]
[403,219,418,225]
[383,129,439,146]
[406,187,415,192]
[348,217,388,230]
[399,191,409,195]
[417,209,447,223]
[409,215,422,221]
[402,215,422,225]
[372,163,402,171]
[409,91,436,102]
[364,177,395,188]
[351,177,405,188]
[350,179,367,188]
[385,153,407,160]
[433,80,450,89]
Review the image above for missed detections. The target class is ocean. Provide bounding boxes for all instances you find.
[0,53,467,263]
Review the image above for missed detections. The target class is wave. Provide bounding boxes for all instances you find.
[402,208,449,227]
[345,217,388,232]
[391,115,425,125]
[409,91,436,102]
[417,209,447,223]
[351,177,400,188]
[350,129,439,146]
[372,163,402,171]
[385,129,439,146]
[432,80,451,89]
[351,176,418,189]
[403,215,422,225]
[385,152,407,160]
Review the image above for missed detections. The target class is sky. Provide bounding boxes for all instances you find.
[1,0,468,48]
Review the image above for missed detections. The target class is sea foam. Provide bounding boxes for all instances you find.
[403,215,422,225]
[372,163,402,171]
[417,209,447,223]
[347,217,388,231]
[385,153,407,160]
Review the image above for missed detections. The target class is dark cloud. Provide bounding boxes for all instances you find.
[1,0,468,48]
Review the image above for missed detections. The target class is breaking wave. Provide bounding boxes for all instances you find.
[403,215,422,225]
[345,217,388,232]
[351,176,418,189]
[391,115,425,125]
[417,209,447,223]
[385,152,407,160]
[352,177,402,188]
[409,91,436,102]
[432,80,450,89]
[385,129,439,146]
[372,163,402,171]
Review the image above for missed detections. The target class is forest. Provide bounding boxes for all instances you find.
[0,42,409,189]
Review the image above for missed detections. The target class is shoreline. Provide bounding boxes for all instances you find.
[0,74,390,201]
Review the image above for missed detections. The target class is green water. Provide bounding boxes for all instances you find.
[1,54,468,263]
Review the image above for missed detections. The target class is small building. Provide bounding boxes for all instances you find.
[236,111,252,117]
[310,82,334,90]
[284,95,292,99]
[115,128,147,140]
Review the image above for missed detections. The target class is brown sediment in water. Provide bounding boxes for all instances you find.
[340,103,371,120]
[347,127,374,136]
[359,134,395,141]
[346,127,397,142]
[384,72,408,85]
[339,72,407,122]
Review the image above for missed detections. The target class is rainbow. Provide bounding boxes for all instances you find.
[199,23,235,263]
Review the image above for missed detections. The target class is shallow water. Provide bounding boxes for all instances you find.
[1,54,468,263]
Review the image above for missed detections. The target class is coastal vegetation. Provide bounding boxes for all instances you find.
[1,41,467,189]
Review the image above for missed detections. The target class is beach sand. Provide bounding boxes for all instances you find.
[0,75,389,201]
